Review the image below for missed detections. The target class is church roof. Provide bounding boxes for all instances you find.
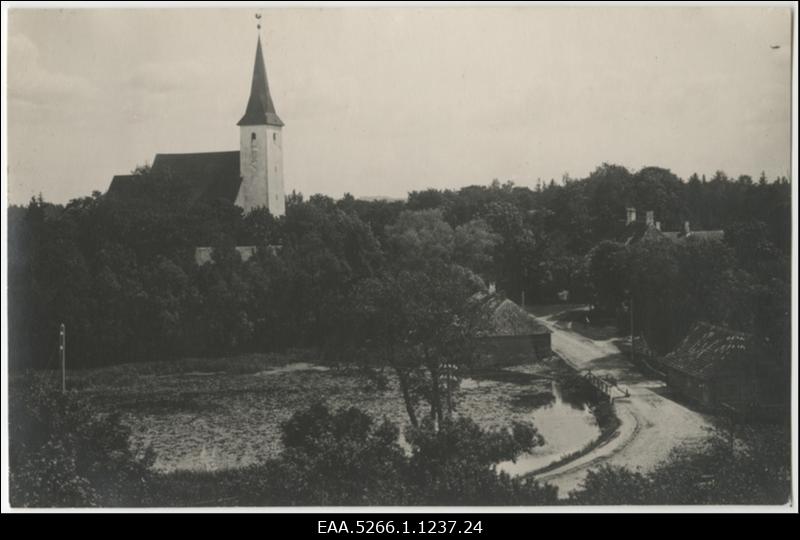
[106,152,242,206]
[238,37,283,127]
[151,151,242,205]
[107,175,139,199]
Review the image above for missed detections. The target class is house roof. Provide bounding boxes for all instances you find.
[661,322,757,380]
[619,222,670,245]
[620,222,725,245]
[238,37,283,127]
[682,230,725,242]
[472,293,550,337]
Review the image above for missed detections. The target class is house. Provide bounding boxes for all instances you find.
[471,293,551,367]
[619,207,724,245]
[660,322,773,410]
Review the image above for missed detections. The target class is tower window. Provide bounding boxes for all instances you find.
[251,133,256,141]
[273,133,277,141]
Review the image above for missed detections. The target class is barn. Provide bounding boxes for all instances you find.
[660,322,772,410]
[471,293,551,367]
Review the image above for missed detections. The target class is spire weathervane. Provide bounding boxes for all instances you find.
[255,12,262,31]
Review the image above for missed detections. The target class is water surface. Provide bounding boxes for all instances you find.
[497,379,600,476]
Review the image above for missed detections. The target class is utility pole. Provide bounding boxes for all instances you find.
[629,295,635,363]
[59,323,66,393]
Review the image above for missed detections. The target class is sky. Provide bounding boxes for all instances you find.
[5,6,794,205]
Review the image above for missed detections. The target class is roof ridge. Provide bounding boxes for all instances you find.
[692,320,752,339]
[154,150,239,157]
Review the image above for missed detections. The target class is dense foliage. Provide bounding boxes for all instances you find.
[9,375,154,507]
[255,402,556,506]
[6,162,791,508]
[8,163,790,374]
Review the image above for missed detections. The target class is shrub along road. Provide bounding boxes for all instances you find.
[530,308,716,497]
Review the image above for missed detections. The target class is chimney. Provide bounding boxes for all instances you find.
[655,221,661,231]
[645,211,654,226]
[626,207,637,225]
[684,221,691,235]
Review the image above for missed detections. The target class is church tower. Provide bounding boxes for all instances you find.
[236,36,285,216]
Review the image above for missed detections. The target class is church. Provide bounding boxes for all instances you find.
[106,36,286,217]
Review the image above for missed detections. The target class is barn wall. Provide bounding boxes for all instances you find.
[473,333,551,368]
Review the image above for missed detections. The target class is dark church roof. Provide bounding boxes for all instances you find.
[105,37,282,206]
[661,322,758,381]
[238,37,283,127]
[107,151,242,206]
[107,175,139,199]
[151,151,242,205]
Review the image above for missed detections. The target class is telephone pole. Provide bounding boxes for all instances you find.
[59,323,66,393]
[629,295,635,363]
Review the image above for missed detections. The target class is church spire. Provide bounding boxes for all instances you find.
[238,36,283,127]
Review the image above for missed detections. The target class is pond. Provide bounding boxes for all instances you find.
[495,378,600,476]
[105,359,602,473]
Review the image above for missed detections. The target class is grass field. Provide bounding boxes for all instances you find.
[22,350,604,474]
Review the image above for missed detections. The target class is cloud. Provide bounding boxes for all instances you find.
[7,33,97,110]
[124,60,207,95]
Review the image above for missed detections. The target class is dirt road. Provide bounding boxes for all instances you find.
[532,311,716,497]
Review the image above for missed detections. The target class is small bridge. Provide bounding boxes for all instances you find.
[584,370,629,402]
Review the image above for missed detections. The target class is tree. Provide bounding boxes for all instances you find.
[405,415,554,505]
[585,240,628,314]
[349,210,495,428]
[265,404,556,506]
[269,402,407,505]
[569,465,652,504]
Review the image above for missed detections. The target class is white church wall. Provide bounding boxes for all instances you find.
[266,125,285,217]
[236,125,270,213]
[236,125,285,216]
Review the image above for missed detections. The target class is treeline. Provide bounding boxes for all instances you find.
[406,165,790,300]
[7,163,791,370]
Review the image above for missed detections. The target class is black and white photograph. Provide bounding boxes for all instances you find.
[1,2,797,512]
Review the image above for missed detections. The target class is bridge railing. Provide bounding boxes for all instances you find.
[584,370,629,401]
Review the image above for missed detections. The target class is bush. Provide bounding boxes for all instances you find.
[570,426,791,505]
[406,416,556,505]
[236,404,558,506]
[9,375,155,507]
